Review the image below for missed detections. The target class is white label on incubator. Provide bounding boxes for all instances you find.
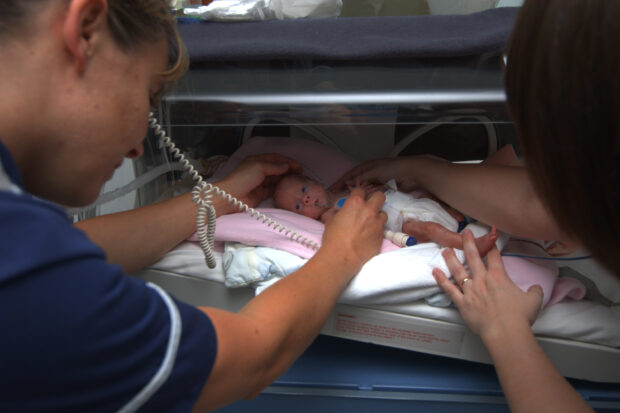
[329,311,464,355]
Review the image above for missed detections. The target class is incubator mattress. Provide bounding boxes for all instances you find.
[151,241,620,349]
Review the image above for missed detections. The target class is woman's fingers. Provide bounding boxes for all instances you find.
[461,229,486,276]
[441,247,470,287]
[365,189,387,211]
[322,186,387,273]
[330,167,363,190]
[432,267,464,307]
[485,245,504,272]
[434,228,546,338]
[330,159,389,190]
[248,153,302,175]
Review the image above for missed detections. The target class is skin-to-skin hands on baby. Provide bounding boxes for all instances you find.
[346,177,499,257]
[431,229,543,341]
[320,187,387,276]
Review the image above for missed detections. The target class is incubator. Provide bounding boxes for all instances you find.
[87,4,620,411]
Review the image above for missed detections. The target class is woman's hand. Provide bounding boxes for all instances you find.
[432,230,543,342]
[216,154,302,211]
[320,188,387,275]
[331,158,405,191]
[346,177,384,200]
[330,156,437,193]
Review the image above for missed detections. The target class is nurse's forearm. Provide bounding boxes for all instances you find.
[195,247,362,410]
[75,192,196,273]
[75,190,236,273]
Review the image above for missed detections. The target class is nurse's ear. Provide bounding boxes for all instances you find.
[62,0,108,74]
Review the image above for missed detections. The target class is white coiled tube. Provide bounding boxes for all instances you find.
[149,113,320,269]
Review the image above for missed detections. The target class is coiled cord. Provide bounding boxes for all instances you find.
[149,113,319,269]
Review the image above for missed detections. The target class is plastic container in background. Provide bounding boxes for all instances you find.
[182,0,342,21]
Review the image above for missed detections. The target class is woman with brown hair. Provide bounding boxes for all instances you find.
[335,0,618,411]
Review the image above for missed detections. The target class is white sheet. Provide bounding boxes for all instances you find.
[149,242,620,348]
[250,222,499,305]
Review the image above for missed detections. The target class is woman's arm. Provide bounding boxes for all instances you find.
[433,231,593,413]
[332,151,574,243]
[406,159,563,240]
[192,189,387,411]
[483,319,594,413]
[76,154,302,273]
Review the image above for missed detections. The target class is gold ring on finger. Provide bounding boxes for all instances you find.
[460,277,471,288]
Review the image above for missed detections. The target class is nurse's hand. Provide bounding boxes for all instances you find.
[432,230,543,341]
[320,187,387,275]
[216,154,302,212]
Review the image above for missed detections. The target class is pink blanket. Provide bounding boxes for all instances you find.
[502,240,586,307]
[208,208,399,259]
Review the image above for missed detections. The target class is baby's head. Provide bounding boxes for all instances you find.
[274,174,331,219]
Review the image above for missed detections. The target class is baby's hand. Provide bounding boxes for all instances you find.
[361,183,384,198]
[345,176,362,193]
[347,177,383,200]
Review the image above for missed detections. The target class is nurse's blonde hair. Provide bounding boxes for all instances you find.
[0,0,188,94]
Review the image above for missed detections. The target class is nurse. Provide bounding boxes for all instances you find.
[334,0,619,411]
[0,1,386,411]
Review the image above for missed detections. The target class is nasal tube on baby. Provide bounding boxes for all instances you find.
[384,230,417,247]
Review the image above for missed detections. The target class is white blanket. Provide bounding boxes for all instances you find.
[226,222,502,305]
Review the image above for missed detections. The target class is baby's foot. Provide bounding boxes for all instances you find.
[474,225,498,256]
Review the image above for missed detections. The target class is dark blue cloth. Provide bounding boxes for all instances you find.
[178,7,519,62]
[0,140,216,412]
[457,219,468,233]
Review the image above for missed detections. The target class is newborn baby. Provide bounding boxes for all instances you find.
[273,174,497,254]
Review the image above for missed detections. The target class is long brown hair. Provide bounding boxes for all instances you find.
[505,0,620,275]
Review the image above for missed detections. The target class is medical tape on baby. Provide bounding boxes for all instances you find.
[116,282,181,413]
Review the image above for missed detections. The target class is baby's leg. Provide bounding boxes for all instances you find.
[401,220,498,256]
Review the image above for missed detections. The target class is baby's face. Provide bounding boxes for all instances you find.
[274,175,330,219]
